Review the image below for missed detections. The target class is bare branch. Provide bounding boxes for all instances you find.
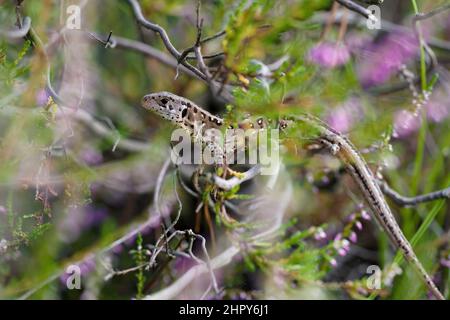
[0,16,31,39]
[92,33,204,81]
[143,245,239,300]
[56,106,149,152]
[378,180,450,207]
[213,165,261,190]
[127,0,207,81]
[335,0,377,21]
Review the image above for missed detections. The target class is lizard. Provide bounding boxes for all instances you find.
[141,91,445,300]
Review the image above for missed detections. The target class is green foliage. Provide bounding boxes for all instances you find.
[132,233,146,299]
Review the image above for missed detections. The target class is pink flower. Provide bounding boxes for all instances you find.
[355,221,363,230]
[441,258,450,269]
[81,147,103,166]
[341,239,350,250]
[334,233,342,241]
[338,248,348,256]
[356,31,418,88]
[393,110,421,138]
[361,210,371,221]
[36,89,49,106]
[426,91,449,123]
[326,98,363,133]
[314,228,327,240]
[307,42,350,69]
[349,232,358,243]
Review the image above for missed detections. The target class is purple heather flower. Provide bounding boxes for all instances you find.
[361,210,371,221]
[84,205,108,227]
[60,256,96,285]
[342,239,350,249]
[111,244,124,255]
[0,206,6,215]
[441,258,450,269]
[326,98,363,133]
[307,42,350,69]
[36,89,49,106]
[59,205,108,242]
[393,110,421,138]
[174,256,196,275]
[426,91,449,123]
[349,232,358,243]
[314,228,327,240]
[356,31,419,88]
[81,147,103,166]
[79,256,96,275]
[338,248,348,256]
[355,221,363,231]
[347,213,356,222]
[334,233,342,242]
[427,100,449,123]
[124,233,138,247]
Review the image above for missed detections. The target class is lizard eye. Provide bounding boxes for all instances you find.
[161,98,168,105]
[181,108,188,118]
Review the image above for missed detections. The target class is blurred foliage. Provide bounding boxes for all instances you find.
[0,0,449,300]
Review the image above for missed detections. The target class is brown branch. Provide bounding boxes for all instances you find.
[335,0,376,21]
[127,0,207,81]
[378,181,450,207]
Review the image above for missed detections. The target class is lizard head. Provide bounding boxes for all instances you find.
[141,92,188,123]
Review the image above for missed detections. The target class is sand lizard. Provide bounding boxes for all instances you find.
[141,91,445,300]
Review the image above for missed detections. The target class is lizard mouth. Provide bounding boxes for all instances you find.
[141,94,160,110]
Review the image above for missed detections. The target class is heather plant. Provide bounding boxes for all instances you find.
[0,0,449,300]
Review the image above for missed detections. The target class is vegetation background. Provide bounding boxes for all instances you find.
[0,0,449,300]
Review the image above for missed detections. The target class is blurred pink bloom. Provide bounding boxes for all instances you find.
[355,221,363,231]
[392,89,449,138]
[342,239,350,250]
[426,91,449,123]
[174,256,196,275]
[441,258,450,268]
[59,205,108,242]
[81,147,103,166]
[393,110,421,138]
[111,244,124,255]
[349,232,358,243]
[314,228,327,240]
[361,210,371,221]
[330,258,338,267]
[36,89,49,106]
[334,233,342,242]
[0,206,6,215]
[356,31,419,88]
[60,255,96,285]
[307,42,350,69]
[326,98,363,133]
